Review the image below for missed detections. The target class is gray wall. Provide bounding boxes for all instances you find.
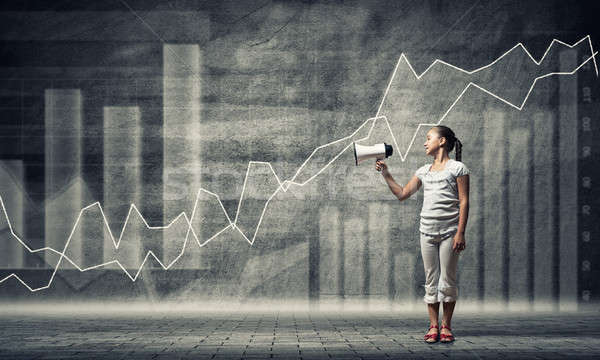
[0,0,598,309]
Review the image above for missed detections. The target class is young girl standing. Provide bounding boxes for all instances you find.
[375,125,470,343]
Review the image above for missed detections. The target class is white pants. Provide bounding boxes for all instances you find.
[420,229,460,304]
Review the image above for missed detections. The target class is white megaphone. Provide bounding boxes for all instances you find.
[353,142,393,165]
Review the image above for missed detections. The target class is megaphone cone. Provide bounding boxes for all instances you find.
[353,142,393,165]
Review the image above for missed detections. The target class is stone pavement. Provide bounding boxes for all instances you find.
[1,310,599,359]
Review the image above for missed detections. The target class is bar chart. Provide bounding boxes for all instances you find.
[0,34,597,308]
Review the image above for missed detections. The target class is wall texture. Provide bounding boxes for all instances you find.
[0,0,598,310]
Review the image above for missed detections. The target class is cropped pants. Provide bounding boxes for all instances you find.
[420,229,460,304]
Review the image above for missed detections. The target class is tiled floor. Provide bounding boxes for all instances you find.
[1,310,599,359]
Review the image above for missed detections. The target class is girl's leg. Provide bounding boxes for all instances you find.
[420,233,441,332]
[420,233,441,306]
[438,233,460,335]
[442,301,456,328]
[438,234,460,304]
[427,302,440,326]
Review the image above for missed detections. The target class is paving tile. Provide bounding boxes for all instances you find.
[1,312,600,359]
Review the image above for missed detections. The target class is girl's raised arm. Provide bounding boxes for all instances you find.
[376,160,422,201]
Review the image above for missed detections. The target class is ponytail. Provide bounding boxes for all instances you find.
[455,138,462,161]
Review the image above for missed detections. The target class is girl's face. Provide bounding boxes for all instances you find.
[424,129,444,156]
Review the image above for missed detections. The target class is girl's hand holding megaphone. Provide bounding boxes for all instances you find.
[375,160,388,175]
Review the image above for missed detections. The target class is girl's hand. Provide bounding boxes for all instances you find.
[452,232,466,253]
[375,160,388,173]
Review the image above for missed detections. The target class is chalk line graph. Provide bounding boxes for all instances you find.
[0,35,597,291]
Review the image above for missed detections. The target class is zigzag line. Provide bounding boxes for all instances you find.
[0,36,596,291]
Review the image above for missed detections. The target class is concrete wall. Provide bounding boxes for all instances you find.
[0,0,597,308]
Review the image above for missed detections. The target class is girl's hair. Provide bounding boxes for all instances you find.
[432,125,462,161]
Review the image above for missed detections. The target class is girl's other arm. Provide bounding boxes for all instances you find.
[456,174,470,234]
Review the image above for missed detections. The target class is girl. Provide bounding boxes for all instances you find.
[375,125,470,343]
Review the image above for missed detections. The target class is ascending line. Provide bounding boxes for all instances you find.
[0,35,596,291]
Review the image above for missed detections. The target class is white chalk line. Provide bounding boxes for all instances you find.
[0,35,596,291]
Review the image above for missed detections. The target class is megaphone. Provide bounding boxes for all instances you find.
[353,142,393,165]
